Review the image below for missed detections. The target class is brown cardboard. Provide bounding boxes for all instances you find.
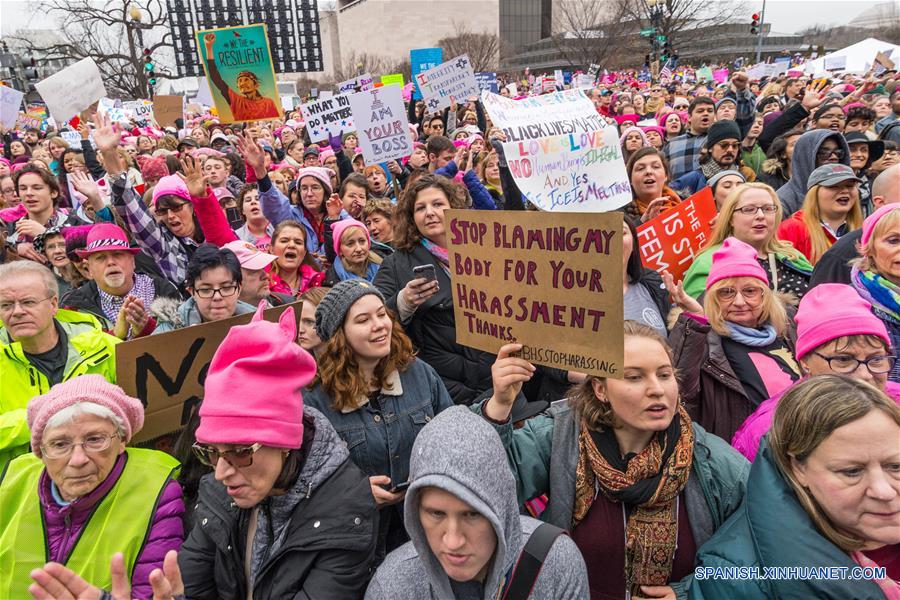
[152,95,184,128]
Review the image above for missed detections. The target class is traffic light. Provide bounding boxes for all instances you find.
[21,56,39,92]
[143,48,157,86]
[662,41,673,62]
[751,13,760,35]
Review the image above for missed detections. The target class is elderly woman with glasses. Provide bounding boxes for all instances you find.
[0,375,183,600]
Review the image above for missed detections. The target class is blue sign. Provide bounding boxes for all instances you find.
[410,47,443,101]
[474,71,498,93]
[563,71,572,84]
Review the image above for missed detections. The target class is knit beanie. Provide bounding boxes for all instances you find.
[295,166,333,197]
[138,155,170,182]
[705,120,742,148]
[715,97,737,110]
[706,237,768,289]
[196,303,317,448]
[861,204,900,247]
[151,174,192,206]
[794,284,891,359]
[315,279,385,341]
[331,218,370,257]
[27,375,144,457]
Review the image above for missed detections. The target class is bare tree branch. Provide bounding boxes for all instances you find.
[437,22,499,72]
[550,0,632,69]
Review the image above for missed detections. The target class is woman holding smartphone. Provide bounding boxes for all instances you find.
[303,280,453,564]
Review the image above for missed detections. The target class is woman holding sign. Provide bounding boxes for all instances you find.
[476,322,749,600]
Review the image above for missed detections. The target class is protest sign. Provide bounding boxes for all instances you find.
[713,68,729,83]
[447,209,623,378]
[506,82,518,96]
[116,302,302,443]
[410,47,443,100]
[195,23,282,123]
[481,89,631,212]
[541,75,557,93]
[16,112,43,131]
[300,93,355,143]
[152,95,184,128]
[381,73,405,87]
[34,58,106,123]
[0,86,25,130]
[320,90,333,100]
[123,100,154,126]
[417,54,479,111]
[60,130,86,149]
[875,51,895,71]
[475,72,498,93]
[348,84,412,164]
[554,69,564,87]
[338,73,374,94]
[695,67,714,82]
[574,74,594,89]
[636,187,717,284]
[745,63,767,79]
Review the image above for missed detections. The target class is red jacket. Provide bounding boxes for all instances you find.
[776,210,837,264]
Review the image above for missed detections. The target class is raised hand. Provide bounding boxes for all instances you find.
[179,154,208,198]
[663,271,704,315]
[69,171,101,205]
[640,197,668,223]
[91,111,121,153]
[325,193,343,219]
[235,131,267,179]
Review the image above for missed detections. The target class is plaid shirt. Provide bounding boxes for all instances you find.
[110,174,196,285]
[725,87,758,138]
[664,131,707,181]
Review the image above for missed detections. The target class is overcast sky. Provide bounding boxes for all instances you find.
[0,0,890,37]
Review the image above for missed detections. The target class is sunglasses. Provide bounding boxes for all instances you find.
[192,442,263,468]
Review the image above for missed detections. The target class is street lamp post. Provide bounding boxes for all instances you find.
[755,0,767,63]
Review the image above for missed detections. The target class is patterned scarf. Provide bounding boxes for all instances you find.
[99,273,157,333]
[853,266,900,322]
[573,404,694,597]
[420,238,450,274]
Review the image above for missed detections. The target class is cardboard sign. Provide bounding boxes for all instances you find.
[481,89,631,213]
[381,73,405,87]
[195,24,282,123]
[0,86,25,130]
[338,73,374,94]
[410,47,443,100]
[348,84,412,164]
[417,54,479,111]
[34,57,106,123]
[116,302,302,443]
[152,95,184,128]
[300,93,355,143]
[447,209,623,378]
[636,187,717,283]
[875,51,895,71]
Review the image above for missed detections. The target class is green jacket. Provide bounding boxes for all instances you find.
[691,440,885,599]
[0,309,120,467]
[682,245,813,299]
[741,144,766,176]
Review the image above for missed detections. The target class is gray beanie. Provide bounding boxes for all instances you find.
[314,279,386,341]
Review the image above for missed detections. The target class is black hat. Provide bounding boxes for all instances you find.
[177,138,199,149]
[843,131,885,165]
[705,120,742,148]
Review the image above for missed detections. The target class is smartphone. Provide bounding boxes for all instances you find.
[225,207,244,229]
[413,264,437,283]
[389,481,410,493]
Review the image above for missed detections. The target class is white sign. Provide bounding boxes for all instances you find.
[348,85,412,164]
[319,90,333,100]
[416,54,479,112]
[0,86,25,130]
[60,130,86,148]
[195,77,214,107]
[481,89,631,213]
[824,55,847,71]
[574,74,595,89]
[338,73,374,94]
[34,57,107,123]
[281,95,294,111]
[123,100,153,126]
[300,93,355,143]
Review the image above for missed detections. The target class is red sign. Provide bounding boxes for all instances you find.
[636,187,717,283]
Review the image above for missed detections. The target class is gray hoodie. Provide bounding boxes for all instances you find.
[365,406,589,600]
[776,129,851,216]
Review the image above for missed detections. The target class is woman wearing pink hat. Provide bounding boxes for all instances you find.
[733,283,899,461]
[0,375,184,600]
[667,237,801,442]
[322,218,387,286]
[850,204,900,382]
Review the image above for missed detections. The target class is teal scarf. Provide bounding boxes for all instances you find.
[332,256,379,283]
[725,322,777,346]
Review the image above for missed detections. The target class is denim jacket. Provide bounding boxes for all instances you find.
[303,359,453,485]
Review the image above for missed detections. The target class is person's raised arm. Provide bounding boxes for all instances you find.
[236,131,293,225]
[202,33,230,101]
[181,154,238,246]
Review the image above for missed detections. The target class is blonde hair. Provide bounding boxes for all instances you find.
[704,277,789,337]
[760,82,783,98]
[852,207,900,273]
[703,183,803,261]
[769,375,900,551]
[801,185,863,264]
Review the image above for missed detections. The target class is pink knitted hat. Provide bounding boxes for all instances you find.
[295,166,333,197]
[794,284,890,359]
[27,375,144,457]
[861,204,900,248]
[196,303,317,448]
[331,218,370,257]
[706,237,768,289]
[151,174,192,206]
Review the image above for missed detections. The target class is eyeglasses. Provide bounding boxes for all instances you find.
[715,286,765,302]
[716,142,741,151]
[735,204,778,216]
[193,284,238,299]
[42,432,120,459]
[816,147,845,160]
[192,442,263,468]
[154,203,189,217]
[812,353,896,375]
[0,296,53,314]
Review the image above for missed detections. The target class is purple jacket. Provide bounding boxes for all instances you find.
[732,379,900,461]
[37,453,185,600]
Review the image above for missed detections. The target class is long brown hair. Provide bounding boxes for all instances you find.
[392,174,469,251]
[312,309,416,412]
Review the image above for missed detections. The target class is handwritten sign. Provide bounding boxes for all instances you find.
[116,302,301,443]
[481,89,631,212]
[447,209,623,378]
[0,86,25,130]
[636,187,717,283]
[475,72,498,93]
[338,73,374,94]
[410,47,443,100]
[16,112,43,131]
[34,57,106,123]
[300,93,355,143]
[417,54,479,112]
[348,84,412,164]
[123,100,154,126]
[152,95,184,128]
[381,73,405,87]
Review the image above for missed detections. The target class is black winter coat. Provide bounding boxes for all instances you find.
[374,244,494,405]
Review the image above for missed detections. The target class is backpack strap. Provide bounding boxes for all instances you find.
[501,522,566,600]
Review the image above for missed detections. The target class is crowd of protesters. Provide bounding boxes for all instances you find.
[1,57,899,600]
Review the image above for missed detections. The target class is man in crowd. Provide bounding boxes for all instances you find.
[665,97,716,180]
[0,260,119,466]
[427,136,456,172]
[875,89,900,133]
[61,223,180,338]
[671,120,743,197]
[782,77,804,106]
